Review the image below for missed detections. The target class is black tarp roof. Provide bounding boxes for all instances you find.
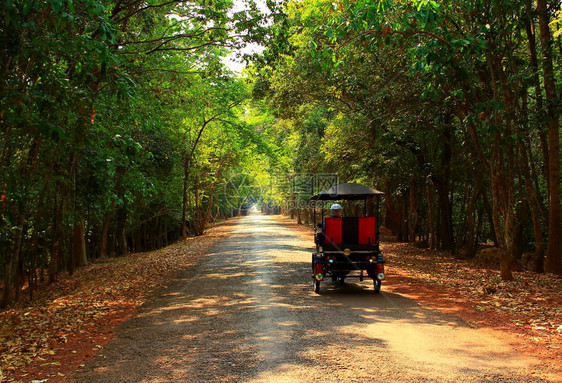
[310,182,384,200]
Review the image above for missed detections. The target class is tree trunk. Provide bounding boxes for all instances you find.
[398,194,407,242]
[512,203,528,270]
[384,185,401,237]
[433,125,454,251]
[27,177,51,301]
[464,186,478,259]
[304,208,310,225]
[164,220,168,247]
[117,225,128,256]
[537,0,562,274]
[1,215,25,308]
[490,144,515,281]
[523,4,550,184]
[518,139,545,272]
[115,204,128,256]
[426,184,436,250]
[181,158,190,239]
[202,196,214,234]
[408,178,419,243]
[98,203,113,258]
[49,192,63,284]
[73,219,88,269]
[435,181,453,250]
[290,195,296,219]
[488,51,518,281]
[193,195,214,236]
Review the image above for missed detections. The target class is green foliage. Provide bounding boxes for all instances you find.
[247,0,561,278]
[0,0,281,305]
[2,0,560,304]
[551,8,562,37]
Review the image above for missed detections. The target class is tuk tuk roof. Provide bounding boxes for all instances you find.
[310,182,384,201]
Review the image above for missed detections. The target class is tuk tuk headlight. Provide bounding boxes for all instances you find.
[377,273,385,280]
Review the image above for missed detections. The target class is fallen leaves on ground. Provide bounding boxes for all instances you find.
[0,218,238,382]
[381,240,562,359]
[2,215,561,381]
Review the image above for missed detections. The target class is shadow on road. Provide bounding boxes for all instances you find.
[73,215,549,383]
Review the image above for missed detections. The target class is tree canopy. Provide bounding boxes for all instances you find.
[248,0,561,280]
[1,0,561,307]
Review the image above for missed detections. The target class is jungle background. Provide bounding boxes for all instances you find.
[1,0,561,373]
[1,0,562,379]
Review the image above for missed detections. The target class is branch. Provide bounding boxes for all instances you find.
[114,0,185,24]
[135,68,202,75]
[337,28,452,51]
[147,41,230,54]
[134,207,181,227]
[119,28,231,47]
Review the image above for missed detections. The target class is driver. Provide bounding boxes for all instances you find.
[329,203,343,217]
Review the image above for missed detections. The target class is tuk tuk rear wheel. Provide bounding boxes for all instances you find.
[374,279,381,294]
[314,280,320,294]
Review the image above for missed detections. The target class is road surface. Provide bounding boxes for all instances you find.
[73,214,552,382]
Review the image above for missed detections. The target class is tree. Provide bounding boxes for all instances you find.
[536,0,561,274]
[0,0,275,306]
[252,0,560,280]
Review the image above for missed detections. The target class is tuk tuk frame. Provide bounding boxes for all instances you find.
[310,183,385,294]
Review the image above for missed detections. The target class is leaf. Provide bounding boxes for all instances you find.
[39,361,60,366]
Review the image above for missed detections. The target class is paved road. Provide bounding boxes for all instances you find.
[73,214,552,382]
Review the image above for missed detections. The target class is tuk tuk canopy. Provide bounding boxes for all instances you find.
[310,182,384,201]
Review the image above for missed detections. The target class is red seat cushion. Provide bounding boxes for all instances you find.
[358,217,376,244]
[324,217,342,245]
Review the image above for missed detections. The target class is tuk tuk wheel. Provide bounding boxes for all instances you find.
[314,280,321,294]
[374,279,381,294]
[312,253,314,275]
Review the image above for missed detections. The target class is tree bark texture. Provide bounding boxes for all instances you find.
[426,184,436,250]
[537,0,562,274]
[73,219,88,269]
[408,178,419,243]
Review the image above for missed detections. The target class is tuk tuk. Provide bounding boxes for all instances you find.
[311,183,385,294]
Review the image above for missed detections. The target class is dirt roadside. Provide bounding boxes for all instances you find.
[0,218,241,382]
